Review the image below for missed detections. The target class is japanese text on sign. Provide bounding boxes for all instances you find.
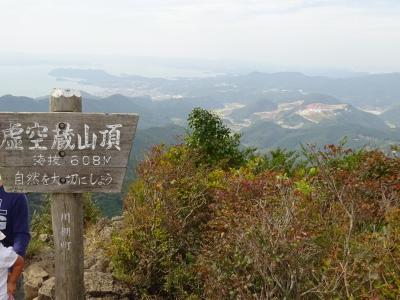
[0,122,122,151]
[14,171,113,187]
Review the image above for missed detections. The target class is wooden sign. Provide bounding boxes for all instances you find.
[0,88,140,300]
[0,112,138,193]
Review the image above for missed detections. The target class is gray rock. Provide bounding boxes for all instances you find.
[25,281,42,300]
[112,221,124,231]
[111,216,123,222]
[25,263,49,280]
[85,256,97,269]
[84,271,131,298]
[38,233,49,242]
[24,263,49,300]
[38,277,55,300]
[85,271,114,296]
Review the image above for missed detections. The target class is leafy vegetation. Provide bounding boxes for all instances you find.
[108,109,400,299]
[73,124,185,217]
[186,107,251,168]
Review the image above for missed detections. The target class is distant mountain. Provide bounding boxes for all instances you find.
[0,94,171,129]
[1,90,399,152]
[229,97,276,121]
[242,120,399,150]
[50,68,400,109]
[0,95,48,111]
[3,67,400,151]
[2,89,399,216]
[230,95,399,150]
[225,93,343,124]
[381,105,400,128]
[228,72,400,108]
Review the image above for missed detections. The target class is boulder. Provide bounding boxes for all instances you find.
[85,271,114,296]
[24,263,49,300]
[37,277,55,300]
[84,271,131,298]
[84,256,97,269]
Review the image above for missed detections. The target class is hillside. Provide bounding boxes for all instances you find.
[106,110,400,299]
[382,105,400,127]
[50,68,400,108]
[1,87,399,151]
[2,72,400,216]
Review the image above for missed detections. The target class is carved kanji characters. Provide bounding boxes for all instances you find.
[47,155,61,166]
[52,123,75,150]
[14,171,24,185]
[33,154,46,166]
[77,124,97,150]
[0,122,24,150]
[26,172,41,185]
[99,124,122,150]
[26,122,48,150]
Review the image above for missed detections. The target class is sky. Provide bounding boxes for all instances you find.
[1,0,400,73]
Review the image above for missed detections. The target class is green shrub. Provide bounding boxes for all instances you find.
[197,146,400,299]
[186,107,252,168]
[25,237,46,260]
[108,145,211,299]
[262,147,305,176]
[109,137,400,299]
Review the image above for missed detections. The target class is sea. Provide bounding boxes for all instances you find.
[0,62,221,98]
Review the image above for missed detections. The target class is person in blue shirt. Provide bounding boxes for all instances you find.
[0,179,30,300]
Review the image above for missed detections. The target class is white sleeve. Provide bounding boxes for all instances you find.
[0,246,18,268]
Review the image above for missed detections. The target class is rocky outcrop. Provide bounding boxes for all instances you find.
[37,277,55,300]
[31,272,131,300]
[85,271,131,299]
[25,216,134,300]
[24,263,49,300]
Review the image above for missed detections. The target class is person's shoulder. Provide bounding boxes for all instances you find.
[14,192,28,200]
[6,190,27,200]
[13,193,29,209]
[0,190,28,209]
[0,187,26,199]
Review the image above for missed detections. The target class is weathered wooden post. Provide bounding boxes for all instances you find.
[50,89,84,299]
[0,88,139,299]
